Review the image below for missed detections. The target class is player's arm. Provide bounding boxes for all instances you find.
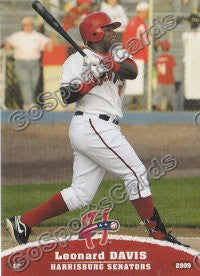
[101,54,138,80]
[60,54,105,104]
[61,55,109,104]
[60,85,82,104]
[114,58,138,80]
[60,80,99,104]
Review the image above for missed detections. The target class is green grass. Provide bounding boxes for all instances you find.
[2,177,200,227]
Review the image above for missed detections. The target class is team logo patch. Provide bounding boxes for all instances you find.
[79,208,119,249]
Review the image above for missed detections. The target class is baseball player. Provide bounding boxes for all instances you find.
[5,12,188,248]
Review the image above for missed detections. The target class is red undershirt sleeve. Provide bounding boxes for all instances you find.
[79,81,98,95]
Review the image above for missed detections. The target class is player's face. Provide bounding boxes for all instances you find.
[101,25,117,51]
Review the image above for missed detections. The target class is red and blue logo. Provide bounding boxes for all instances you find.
[79,208,119,249]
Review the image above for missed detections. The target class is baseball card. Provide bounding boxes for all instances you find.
[1,0,200,275]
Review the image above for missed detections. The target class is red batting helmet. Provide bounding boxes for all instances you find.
[79,12,121,44]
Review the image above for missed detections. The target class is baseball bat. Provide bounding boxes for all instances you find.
[32,0,86,57]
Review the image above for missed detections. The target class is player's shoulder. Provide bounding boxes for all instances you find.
[63,51,81,67]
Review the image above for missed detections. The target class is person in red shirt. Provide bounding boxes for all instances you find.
[122,2,149,63]
[63,0,94,56]
[63,0,93,31]
[152,40,176,111]
[122,2,149,110]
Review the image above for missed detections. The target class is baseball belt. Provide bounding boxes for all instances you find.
[74,111,119,125]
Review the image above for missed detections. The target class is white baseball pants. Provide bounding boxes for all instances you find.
[61,114,151,211]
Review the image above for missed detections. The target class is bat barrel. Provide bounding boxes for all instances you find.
[32,0,86,57]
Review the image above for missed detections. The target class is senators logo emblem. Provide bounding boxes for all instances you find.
[79,208,120,249]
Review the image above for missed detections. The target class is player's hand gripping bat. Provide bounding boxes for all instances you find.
[32,0,86,57]
[32,1,108,80]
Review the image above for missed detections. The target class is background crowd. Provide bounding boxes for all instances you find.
[1,0,200,111]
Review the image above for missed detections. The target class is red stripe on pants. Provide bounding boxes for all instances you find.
[89,119,141,198]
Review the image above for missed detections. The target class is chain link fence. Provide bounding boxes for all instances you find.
[2,53,44,109]
[1,52,200,111]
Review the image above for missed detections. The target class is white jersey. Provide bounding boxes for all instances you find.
[60,48,125,119]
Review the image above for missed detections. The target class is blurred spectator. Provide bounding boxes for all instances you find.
[91,0,100,12]
[182,0,190,6]
[5,17,52,109]
[100,0,128,34]
[152,41,176,111]
[63,0,95,56]
[49,0,60,19]
[182,10,200,108]
[122,2,149,109]
[122,1,149,62]
[36,23,45,34]
[63,0,93,31]
[187,11,200,29]
[63,0,76,12]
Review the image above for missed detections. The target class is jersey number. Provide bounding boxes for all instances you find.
[157,63,166,75]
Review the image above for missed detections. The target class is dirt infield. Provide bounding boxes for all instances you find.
[2,124,200,185]
[2,226,200,252]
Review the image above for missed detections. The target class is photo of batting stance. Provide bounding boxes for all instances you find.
[5,11,188,248]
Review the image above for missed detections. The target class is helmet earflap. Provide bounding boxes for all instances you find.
[91,27,105,43]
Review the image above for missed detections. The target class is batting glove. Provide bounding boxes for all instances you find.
[110,43,130,63]
[83,55,110,80]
